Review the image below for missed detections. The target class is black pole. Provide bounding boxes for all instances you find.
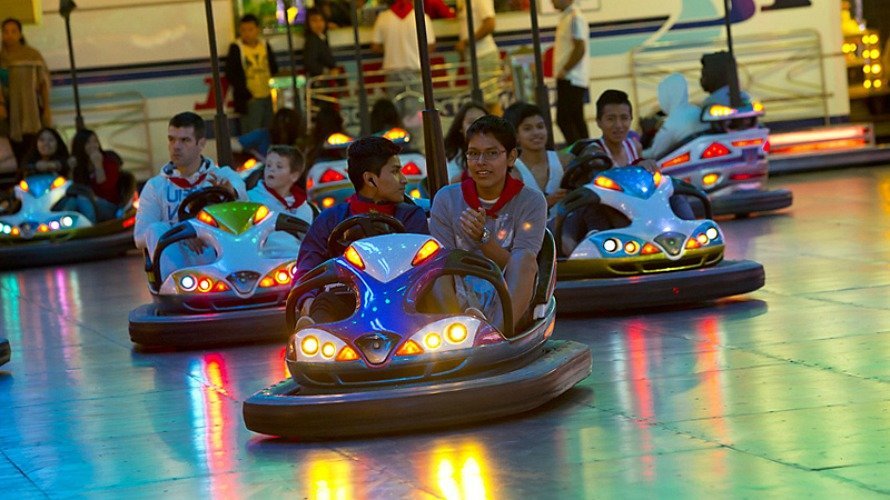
[350,0,370,136]
[722,0,742,108]
[203,0,233,167]
[528,0,553,147]
[60,0,84,130]
[284,2,303,121]
[412,0,447,198]
[464,0,483,103]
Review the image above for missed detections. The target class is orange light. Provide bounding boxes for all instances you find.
[306,178,314,190]
[686,238,701,249]
[326,132,353,146]
[275,269,291,285]
[197,210,218,227]
[652,171,663,186]
[624,241,639,254]
[702,173,720,186]
[18,180,29,192]
[701,142,731,159]
[259,277,275,288]
[336,346,360,362]
[382,127,409,141]
[321,197,336,208]
[396,339,423,356]
[752,101,764,113]
[344,245,365,269]
[253,205,271,224]
[214,281,230,292]
[412,239,441,266]
[239,158,258,172]
[663,152,690,168]
[38,224,49,233]
[641,243,661,255]
[708,104,735,117]
[731,138,764,148]
[11,227,20,236]
[51,176,66,189]
[197,278,213,292]
[594,176,622,191]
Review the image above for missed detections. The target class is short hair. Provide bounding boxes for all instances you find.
[168,112,206,140]
[465,115,517,154]
[701,51,733,93]
[596,89,633,118]
[502,102,543,131]
[346,136,401,191]
[1,18,25,44]
[266,145,305,174]
[239,14,260,26]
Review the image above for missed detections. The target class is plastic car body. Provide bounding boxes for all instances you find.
[0,174,136,269]
[128,196,310,348]
[306,128,427,209]
[243,226,591,439]
[656,101,793,217]
[552,166,765,312]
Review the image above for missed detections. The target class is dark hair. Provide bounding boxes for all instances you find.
[465,115,516,154]
[169,112,206,140]
[239,14,260,26]
[269,108,302,145]
[370,98,403,133]
[1,18,25,45]
[503,102,543,131]
[700,51,733,93]
[23,127,69,175]
[304,7,327,35]
[596,89,632,118]
[266,144,305,175]
[346,136,401,191]
[70,129,102,185]
[444,101,487,162]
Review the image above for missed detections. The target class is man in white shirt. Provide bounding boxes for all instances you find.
[455,0,499,103]
[371,0,436,104]
[552,0,590,145]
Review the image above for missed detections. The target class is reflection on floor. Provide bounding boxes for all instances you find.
[2,166,890,497]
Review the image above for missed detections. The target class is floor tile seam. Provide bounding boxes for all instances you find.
[741,347,890,384]
[18,297,132,350]
[0,447,51,498]
[812,459,890,472]
[724,328,890,349]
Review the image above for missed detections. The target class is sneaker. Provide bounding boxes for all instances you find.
[464,307,487,321]
[294,315,315,331]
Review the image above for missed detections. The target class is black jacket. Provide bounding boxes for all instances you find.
[224,41,279,114]
[303,32,337,79]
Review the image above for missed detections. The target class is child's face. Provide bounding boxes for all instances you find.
[308,14,326,35]
[466,132,517,193]
[596,103,632,145]
[516,114,548,152]
[366,156,407,203]
[37,131,58,158]
[239,21,260,44]
[264,152,301,192]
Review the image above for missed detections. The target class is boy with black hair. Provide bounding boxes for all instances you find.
[586,89,642,167]
[225,14,279,133]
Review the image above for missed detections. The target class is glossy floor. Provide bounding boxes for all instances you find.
[2,167,890,498]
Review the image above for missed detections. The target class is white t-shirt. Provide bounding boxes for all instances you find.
[372,9,437,72]
[513,150,564,195]
[554,4,589,88]
[457,0,498,57]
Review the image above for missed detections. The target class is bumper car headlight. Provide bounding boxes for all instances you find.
[293,329,353,362]
[401,316,483,357]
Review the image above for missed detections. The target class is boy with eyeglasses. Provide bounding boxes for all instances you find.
[430,116,547,330]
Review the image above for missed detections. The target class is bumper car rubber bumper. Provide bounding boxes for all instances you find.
[128,303,288,348]
[243,339,592,439]
[0,338,10,367]
[707,188,793,217]
[0,229,134,270]
[555,259,764,313]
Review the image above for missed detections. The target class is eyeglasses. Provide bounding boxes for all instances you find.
[465,149,506,163]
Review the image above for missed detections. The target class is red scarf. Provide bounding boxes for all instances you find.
[390,0,414,19]
[168,172,208,189]
[347,194,397,216]
[265,181,307,210]
[460,175,524,218]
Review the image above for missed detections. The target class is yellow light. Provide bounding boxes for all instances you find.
[197,210,217,227]
[424,333,442,349]
[864,65,872,74]
[594,176,621,191]
[873,64,883,74]
[321,342,336,359]
[287,6,298,23]
[652,171,663,186]
[702,173,720,186]
[382,127,408,141]
[253,204,270,224]
[412,239,441,266]
[275,269,291,285]
[326,132,353,146]
[301,336,319,355]
[239,158,257,172]
[18,180,29,192]
[708,104,734,117]
[197,278,213,292]
[322,197,335,208]
[396,339,423,356]
[51,176,66,189]
[344,245,365,269]
[259,277,275,287]
[38,224,49,233]
[446,323,468,343]
[686,238,701,249]
[865,80,873,89]
[876,80,883,88]
[336,346,359,361]
[624,241,639,254]
[410,189,421,199]
[697,233,709,244]
[11,227,20,236]
[872,49,880,59]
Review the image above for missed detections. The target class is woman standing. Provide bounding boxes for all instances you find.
[1,18,52,162]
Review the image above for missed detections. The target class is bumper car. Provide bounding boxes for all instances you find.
[243,214,592,439]
[551,155,765,313]
[128,187,311,348]
[307,128,427,210]
[0,174,136,270]
[0,337,9,367]
[657,101,792,217]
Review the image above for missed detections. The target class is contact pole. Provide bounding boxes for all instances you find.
[350,0,370,136]
[722,0,742,108]
[464,0,483,103]
[413,0,447,198]
[528,0,553,147]
[203,0,233,167]
[60,0,85,130]
[284,1,303,120]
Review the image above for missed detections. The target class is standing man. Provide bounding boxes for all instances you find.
[135,112,247,275]
[371,0,436,106]
[455,0,499,103]
[552,0,590,145]
[225,14,279,133]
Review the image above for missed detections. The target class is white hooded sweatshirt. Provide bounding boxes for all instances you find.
[644,73,709,160]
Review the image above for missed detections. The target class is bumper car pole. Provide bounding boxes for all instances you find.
[350,0,371,136]
[203,0,234,168]
[413,0,448,199]
[528,0,553,147]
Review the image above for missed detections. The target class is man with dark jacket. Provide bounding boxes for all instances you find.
[225,14,279,133]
